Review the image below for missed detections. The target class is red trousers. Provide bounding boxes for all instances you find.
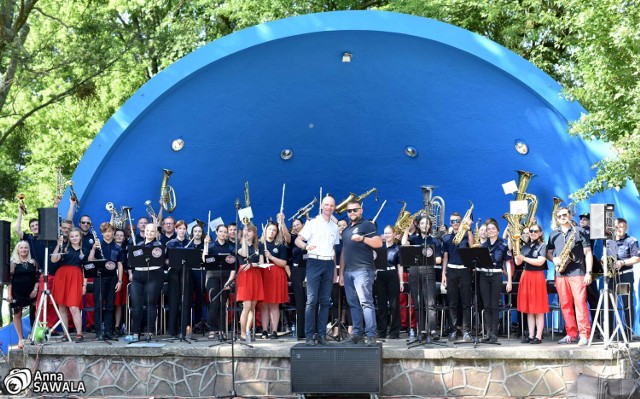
[555,275,591,339]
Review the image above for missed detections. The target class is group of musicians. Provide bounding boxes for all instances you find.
[7,193,639,348]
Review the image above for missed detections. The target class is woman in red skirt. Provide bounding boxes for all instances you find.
[514,223,549,344]
[259,220,290,339]
[113,229,128,335]
[237,223,264,342]
[51,228,87,342]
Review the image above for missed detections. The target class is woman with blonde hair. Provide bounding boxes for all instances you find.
[237,223,264,342]
[8,240,39,348]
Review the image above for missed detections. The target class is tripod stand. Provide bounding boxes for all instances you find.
[165,249,200,343]
[327,273,349,342]
[458,247,498,347]
[193,264,209,336]
[589,239,628,348]
[30,245,73,344]
[83,259,114,344]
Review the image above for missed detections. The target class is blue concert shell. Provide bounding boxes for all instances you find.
[69,10,638,240]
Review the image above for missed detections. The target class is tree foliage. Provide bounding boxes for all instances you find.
[0,0,638,227]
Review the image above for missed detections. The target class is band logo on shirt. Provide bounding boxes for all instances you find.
[151,248,163,258]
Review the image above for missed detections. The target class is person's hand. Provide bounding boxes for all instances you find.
[583,273,593,286]
[515,254,525,264]
[399,282,404,292]
[339,275,344,286]
[7,293,13,302]
[506,281,512,293]
[277,213,285,223]
[351,234,363,242]
[115,281,122,293]
[264,249,271,260]
[241,262,251,272]
[306,244,316,251]
[441,274,447,288]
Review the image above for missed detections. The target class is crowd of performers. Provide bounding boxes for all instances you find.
[7,195,639,348]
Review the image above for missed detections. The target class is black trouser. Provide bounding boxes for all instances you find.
[290,265,306,339]
[93,274,117,335]
[446,267,472,333]
[408,265,437,333]
[168,267,193,336]
[191,268,205,328]
[374,269,401,337]
[587,276,600,329]
[479,272,502,337]
[608,269,635,338]
[206,270,231,331]
[131,268,164,334]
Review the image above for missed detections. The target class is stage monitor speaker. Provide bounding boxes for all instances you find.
[0,220,10,284]
[38,207,59,242]
[290,343,382,394]
[590,204,615,240]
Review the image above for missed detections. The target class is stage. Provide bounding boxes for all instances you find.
[5,331,639,398]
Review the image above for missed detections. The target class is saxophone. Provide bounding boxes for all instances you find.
[472,218,482,248]
[555,232,576,273]
[453,201,474,245]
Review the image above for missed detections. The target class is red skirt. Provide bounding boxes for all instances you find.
[517,270,549,314]
[260,265,289,304]
[236,267,264,302]
[51,265,84,308]
[114,272,129,306]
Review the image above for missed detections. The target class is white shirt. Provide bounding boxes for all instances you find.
[298,216,339,258]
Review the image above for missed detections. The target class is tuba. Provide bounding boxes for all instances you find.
[514,170,538,228]
[550,196,564,230]
[17,193,27,215]
[65,180,80,211]
[453,201,474,245]
[421,185,446,237]
[160,168,176,212]
[335,188,378,214]
[502,212,524,256]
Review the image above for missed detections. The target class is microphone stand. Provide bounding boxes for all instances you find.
[214,198,242,398]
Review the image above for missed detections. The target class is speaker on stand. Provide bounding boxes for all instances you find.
[38,208,59,242]
[0,221,10,284]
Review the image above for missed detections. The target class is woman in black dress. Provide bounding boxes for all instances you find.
[8,241,39,348]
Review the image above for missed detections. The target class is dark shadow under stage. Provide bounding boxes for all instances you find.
[5,333,640,398]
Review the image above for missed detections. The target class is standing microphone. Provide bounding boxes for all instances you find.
[234,198,241,210]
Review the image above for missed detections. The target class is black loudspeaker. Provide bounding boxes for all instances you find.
[0,221,10,284]
[38,207,59,242]
[590,204,615,240]
[290,344,382,394]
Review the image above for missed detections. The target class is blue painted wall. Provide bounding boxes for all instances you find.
[63,11,639,332]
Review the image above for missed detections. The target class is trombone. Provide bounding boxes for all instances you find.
[289,197,318,221]
[335,188,378,214]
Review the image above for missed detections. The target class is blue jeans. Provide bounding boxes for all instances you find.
[344,268,377,337]
[304,259,334,338]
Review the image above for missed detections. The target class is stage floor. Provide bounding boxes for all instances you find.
[6,331,640,398]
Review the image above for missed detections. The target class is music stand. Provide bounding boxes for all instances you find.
[457,247,498,346]
[83,259,116,344]
[400,245,444,348]
[128,245,164,343]
[165,248,201,343]
[204,253,243,347]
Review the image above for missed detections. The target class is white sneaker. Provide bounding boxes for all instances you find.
[577,337,588,346]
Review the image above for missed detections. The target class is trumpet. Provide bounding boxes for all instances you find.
[160,168,176,212]
[145,200,158,223]
[289,197,318,221]
[65,180,80,211]
[17,193,27,215]
[335,188,378,214]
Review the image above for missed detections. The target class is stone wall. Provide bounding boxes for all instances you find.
[8,342,639,397]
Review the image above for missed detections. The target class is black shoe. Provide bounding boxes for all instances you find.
[104,333,117,341]
[96,334,104,341]
[521,336,532,344]
[530,337,542,344]
[481,336,492,342]
[317,336,328,346]
[388,334,400,340]
[270,331,278,340]
[489,335,498,344]
[341,334,364,345]
[448,331,458,342]
[261,331,269,340]
[305,337,316,346]
[430,331,440,341]
[366,336,377,346]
